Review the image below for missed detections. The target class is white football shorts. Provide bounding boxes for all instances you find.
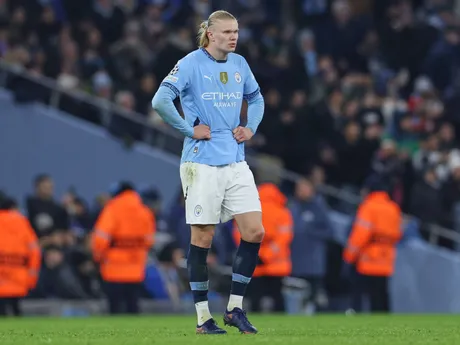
[179,161,261,225]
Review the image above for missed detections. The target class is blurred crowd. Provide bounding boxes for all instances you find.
[2,0,460,237]
[1,174,190,301]
[0,171,351,314]
[2,0,460,305]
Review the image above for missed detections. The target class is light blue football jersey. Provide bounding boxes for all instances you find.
[160,48,262,166]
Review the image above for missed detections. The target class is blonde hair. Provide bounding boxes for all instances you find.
[197,10,237,48]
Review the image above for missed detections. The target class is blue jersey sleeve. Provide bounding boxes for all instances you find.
[242,58,260,102]
[151,86,194,137]
[246,95,264,134]
[241,57,264,134]
[159,58,193,96]
[151,58,195,138]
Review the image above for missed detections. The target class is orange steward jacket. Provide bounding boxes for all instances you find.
[343,192,402,277]
[91,191,155,283]
[0,210,41,297]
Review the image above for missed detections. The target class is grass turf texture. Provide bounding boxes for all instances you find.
[0,314,459,344]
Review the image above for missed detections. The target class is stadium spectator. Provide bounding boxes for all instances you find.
[409,166,444,240]
[26,174,70,248]
[289,178,334,314]
[31,244,89,299]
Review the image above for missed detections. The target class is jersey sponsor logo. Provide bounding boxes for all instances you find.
[203,75,212,82]
[201,92,242,108]
[220,72,228,84]
[201,92,242,100]
[235,72,242,83]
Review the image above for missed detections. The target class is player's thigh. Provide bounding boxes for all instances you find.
[221,161,261,224]
[180,162,223,225]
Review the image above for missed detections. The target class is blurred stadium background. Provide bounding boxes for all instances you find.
[2,0,460,317]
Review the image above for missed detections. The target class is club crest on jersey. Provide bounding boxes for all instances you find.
[235,72,242,83]
[220,72,228,84]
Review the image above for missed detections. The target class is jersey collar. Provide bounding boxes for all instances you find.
[200,47,227,63]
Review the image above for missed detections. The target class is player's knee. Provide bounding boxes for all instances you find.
[244,225,264,243]
[191,225,215,248]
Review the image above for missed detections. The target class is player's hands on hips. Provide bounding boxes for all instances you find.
[233,126,253,143]
[192,124,211,140]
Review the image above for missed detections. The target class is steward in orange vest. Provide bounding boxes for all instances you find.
[343,175,402,312]
[0,195,41,316]
[91,182,154,314]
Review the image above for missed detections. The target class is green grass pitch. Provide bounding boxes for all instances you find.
[0,314,459,344]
